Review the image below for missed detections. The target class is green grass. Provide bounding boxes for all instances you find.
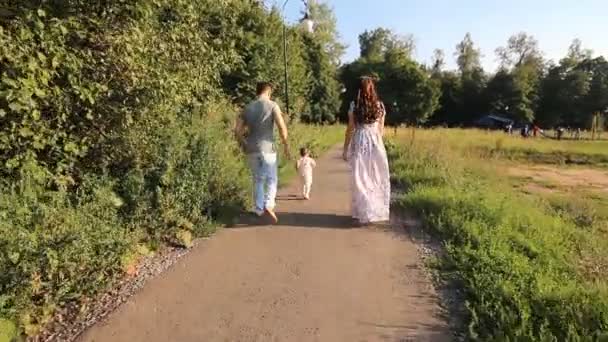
[394,128,608,167]
[388,128,608,340]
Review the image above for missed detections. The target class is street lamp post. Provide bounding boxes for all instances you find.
[281,0,313,119]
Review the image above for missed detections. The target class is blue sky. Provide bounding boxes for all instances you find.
[285,0,608,72]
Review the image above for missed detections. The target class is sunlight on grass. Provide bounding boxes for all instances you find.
[388,128,608,340]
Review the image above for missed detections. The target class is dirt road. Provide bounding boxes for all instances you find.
[80,146,449,342]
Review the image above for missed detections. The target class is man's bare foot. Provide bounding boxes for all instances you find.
[304,195,310,200]
[265,208,278,224]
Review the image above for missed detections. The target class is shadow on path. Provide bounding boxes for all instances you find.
[230,212,356,229]
[358,320,451,342]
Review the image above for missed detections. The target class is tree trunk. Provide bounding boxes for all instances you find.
[409,124,416,147]
[592,113,598,140]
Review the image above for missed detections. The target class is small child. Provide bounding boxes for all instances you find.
[296,147,316,200]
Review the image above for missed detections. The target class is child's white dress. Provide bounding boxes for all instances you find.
[297,156,316,198]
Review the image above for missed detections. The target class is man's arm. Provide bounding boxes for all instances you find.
[273,104,291,159]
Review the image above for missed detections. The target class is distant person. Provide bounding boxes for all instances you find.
[557,126,564,140]
[343,76,390,225]
[296,147,316,200]
[575,127,582,140]
[533,124,540,137]
[234,82,291,224]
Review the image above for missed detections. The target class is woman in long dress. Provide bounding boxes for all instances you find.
[342,77,391,224]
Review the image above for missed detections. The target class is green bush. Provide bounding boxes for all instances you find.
[0,0,346,336]
[0,162,134,336]
[0,96,257,333]
[388,141,608,340]
[115,108,251,242]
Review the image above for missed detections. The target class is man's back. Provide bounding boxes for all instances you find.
[242,97,278,154]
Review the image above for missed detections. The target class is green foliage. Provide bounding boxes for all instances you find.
[388,130,608,340]
[340,28,439,125]
[301,35,342,123]
[299,1,344,123]
[0,165,134,336]
[428,34,608,129]
[358,28,414,63]
[537,56,608,128]
[0,0,345,337]
[0,318,18,342]
[455,33,483,76]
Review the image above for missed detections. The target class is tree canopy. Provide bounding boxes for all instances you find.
[341,28,439,125]
[428,35,608,129]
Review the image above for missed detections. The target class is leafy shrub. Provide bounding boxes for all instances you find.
[0,110,249,335]
[115,107,251,241]
[0,1,345,337]
[0,161,134,336]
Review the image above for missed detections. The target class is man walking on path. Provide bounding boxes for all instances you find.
[235,82,290,224]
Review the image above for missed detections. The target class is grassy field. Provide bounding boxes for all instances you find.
[388,128,608,340]
[401,128,608,167]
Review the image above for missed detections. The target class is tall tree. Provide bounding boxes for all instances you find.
[455,33,482,76]
[301,34,342,123]
[380,59,440,125]
[567,39,593,62]
[581,57,608,125]
[495,32,543,69]
[219,3,310,115]
[431,49,445,76]
[428,71,462,126]
[454,33,487,123]
[536,64,568,127]
[358,28,415,63]
[306,0,346,66]
[491,32,544,122]
[561,38,593,68]
[537,57,608,128]
[340,28,438,125]
[298,0,344,123]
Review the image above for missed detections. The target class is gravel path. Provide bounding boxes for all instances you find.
[47,145,452,342]
[31,245,193,342]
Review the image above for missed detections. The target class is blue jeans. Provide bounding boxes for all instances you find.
[247,153,278,215]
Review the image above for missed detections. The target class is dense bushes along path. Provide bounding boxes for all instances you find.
[79,146,449,342]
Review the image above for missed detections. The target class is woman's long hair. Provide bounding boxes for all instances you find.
[354,77,383,124]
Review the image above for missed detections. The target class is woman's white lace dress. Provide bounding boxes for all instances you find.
[348,102,390,223]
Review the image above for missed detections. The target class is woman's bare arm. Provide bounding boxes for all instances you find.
[343,109,355,160]
[379,102,386,137]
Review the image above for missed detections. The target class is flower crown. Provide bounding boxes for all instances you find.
[360,75,379,81]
